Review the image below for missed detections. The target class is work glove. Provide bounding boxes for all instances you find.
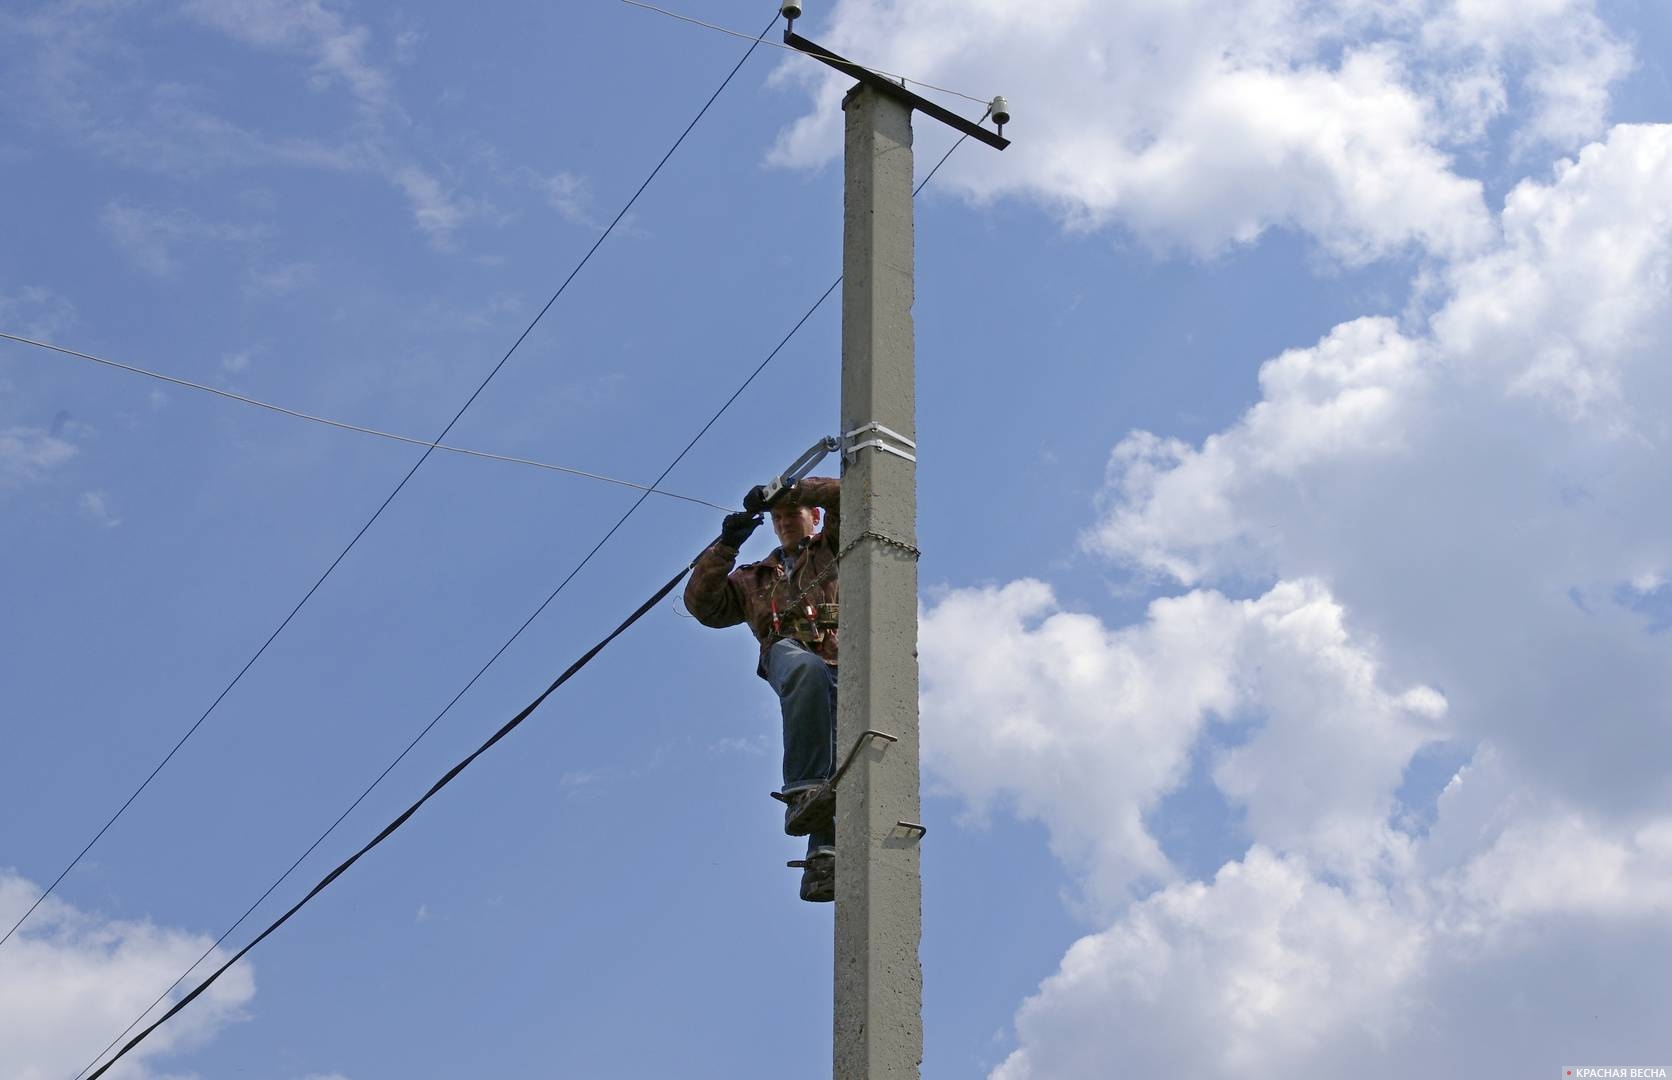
[720,511,762,549]
[742,484,772,514]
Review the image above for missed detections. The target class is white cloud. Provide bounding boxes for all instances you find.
[0,292,82,490]
[540,170,595,227]
[244,260,318,298]
[2,4,486,249]
[179,0,393,118]
[772,0,1630,260]
[0,286,77,340]
[79,489,122,528]
[989,818,1672,1079]
[0,6,355,178]
[991,849,1428,1080]
[0,427,77,489]
[921,576,1444,906]
[390,164,483,248]
[921,574,1672,1076]
[926,121,1672,1078]
[1421,0,1633,151]
[0,871,254,1080]
[100,203,267,277]
[1089,122,1672,811]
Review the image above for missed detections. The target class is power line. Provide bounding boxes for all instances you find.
[0,3,767,958]
[619,0,993,107]
[83,554,699,1080]
[0,330,733,513]
[72,114,982,1080]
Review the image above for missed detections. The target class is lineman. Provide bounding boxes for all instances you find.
[685,477,841,902]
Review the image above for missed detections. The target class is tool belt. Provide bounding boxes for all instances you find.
[773,602,839,644]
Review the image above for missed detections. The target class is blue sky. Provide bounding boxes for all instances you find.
[3,1,1672,1078]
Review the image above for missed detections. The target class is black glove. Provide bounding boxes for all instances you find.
[719,511,762,549]
[742,484,771,514]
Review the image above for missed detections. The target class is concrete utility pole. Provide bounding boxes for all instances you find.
[835,80,923,1080]
[777,10,1008,1077]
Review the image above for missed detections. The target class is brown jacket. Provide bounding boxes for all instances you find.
[684,476,841,675]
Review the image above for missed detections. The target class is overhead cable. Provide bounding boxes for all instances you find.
[0,0,765,957]
[74,112,983,1080]
[83,553,700,1079]
[618,0,993,107]
[0,330,732,513]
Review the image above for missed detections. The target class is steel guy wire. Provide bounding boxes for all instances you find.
[0,331,733,514]
[618,0,994,108]
[73,100,983,1080]
[0,2,765,959]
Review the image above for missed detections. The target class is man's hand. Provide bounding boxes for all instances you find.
[720,511,762,549]
[742,484,770,514]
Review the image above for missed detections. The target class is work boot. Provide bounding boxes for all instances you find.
[773,782,835,837]
[793,848,834,903]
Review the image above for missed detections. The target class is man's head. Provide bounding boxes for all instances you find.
[771,503,821,549]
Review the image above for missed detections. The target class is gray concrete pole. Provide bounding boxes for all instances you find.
[834,83,922,1080]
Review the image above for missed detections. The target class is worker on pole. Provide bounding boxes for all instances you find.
[685,477,842,902]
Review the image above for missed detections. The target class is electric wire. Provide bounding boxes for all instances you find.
[83,558,697,1080]
[0,330,733,514]
[618,0,994,107]
[0,2,766,959]
[73,94,981,1080]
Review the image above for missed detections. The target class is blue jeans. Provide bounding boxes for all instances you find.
[763,638,836,855]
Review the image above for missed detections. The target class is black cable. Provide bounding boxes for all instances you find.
[1,11,773,958]
[85,560,697,1080]
[73,107,981,1080]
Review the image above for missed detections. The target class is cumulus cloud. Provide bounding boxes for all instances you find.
[924,575,1672,1076]
[932,120,1672,1078]
[922,577,1446,906]
[1421,0,1633,151]
[989,822,1672,1079]
[0,871,254,1080]
[1089,122,1672,813]
[772,0,1630,260]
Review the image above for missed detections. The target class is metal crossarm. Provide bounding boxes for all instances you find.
[784,30,1009,150]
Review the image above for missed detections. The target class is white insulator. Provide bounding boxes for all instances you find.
[990,95,1011,126]
[781,0,803,20]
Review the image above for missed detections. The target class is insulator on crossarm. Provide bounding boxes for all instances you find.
[991,95,1011,132]
[781,0,802,28]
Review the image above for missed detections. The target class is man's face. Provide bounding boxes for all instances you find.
[771,505,819,549]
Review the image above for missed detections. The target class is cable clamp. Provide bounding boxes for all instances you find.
[758,435,841,507]
[842,421,917,465]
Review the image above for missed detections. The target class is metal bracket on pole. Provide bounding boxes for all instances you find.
[831,729,898,789]
[783,30,1010,151]
[842,421,917,465]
